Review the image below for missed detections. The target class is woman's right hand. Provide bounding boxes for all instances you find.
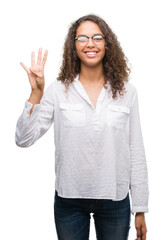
[20,48,48,93]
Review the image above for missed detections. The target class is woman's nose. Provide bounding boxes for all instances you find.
[86,37,95,47]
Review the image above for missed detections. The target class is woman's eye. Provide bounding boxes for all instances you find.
[78,37,88,41]
[93,36,103,40]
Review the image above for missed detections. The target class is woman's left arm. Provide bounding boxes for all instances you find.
[129,87,149,239]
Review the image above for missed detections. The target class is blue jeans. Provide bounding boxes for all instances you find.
[54,190,131,240]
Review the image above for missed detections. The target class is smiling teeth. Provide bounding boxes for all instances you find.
[86,52,97,55]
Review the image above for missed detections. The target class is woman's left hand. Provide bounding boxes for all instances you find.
[135,212,147,240]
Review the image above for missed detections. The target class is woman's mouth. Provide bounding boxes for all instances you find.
[84,51,99,58]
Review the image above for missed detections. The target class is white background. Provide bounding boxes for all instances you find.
[0,0,163,239]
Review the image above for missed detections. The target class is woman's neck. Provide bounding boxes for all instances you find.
[79,63,105,85]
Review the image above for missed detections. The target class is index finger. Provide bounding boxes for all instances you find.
[20,62,30,74]
[41,49,48,67]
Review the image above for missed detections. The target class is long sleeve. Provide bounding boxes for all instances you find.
[129,88,149,215]
[15,83,54,147]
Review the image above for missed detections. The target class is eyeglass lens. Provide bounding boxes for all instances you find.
[77,35,104,45]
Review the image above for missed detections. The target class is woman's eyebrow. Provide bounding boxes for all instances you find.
[76,33,102,37]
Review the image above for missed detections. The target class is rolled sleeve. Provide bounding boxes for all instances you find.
[129,88,149,215]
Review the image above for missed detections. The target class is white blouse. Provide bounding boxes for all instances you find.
[15,74,149,215]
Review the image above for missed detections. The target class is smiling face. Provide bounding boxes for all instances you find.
[75,21,106,68]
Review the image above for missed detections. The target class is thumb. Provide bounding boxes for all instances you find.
[29,67,36,74]
[29,67,43,78]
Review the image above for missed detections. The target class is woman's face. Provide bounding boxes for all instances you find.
[75,21,106,68]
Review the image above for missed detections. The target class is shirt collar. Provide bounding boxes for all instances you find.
[74,74,79,82]
[74,74,111,90]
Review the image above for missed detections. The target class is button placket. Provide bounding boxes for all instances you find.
[94,109,100,131]
[93,91,106,131]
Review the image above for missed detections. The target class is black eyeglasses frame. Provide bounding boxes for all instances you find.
[75,34,106,41]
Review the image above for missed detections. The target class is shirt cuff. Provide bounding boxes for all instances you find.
[25,100,40,114]
[25,100,33,110]
[131,206,149,215]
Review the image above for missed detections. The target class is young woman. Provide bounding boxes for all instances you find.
[15,14,149,240]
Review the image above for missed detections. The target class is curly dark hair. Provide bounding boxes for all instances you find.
[57,14,131,99]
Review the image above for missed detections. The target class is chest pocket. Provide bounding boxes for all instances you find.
[107,104,130,129]
[59,103,86,127]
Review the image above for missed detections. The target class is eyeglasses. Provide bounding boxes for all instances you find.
[75,34,105,46]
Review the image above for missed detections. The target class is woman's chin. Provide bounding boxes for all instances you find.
[81,60,103,68]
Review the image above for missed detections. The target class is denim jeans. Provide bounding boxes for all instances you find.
[54,190,131,240]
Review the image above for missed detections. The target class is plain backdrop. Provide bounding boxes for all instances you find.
[0,0,163,239]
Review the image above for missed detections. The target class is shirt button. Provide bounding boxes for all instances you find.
[94,120,99,124]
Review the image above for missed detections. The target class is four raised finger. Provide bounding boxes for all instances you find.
[21,48,48,73]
